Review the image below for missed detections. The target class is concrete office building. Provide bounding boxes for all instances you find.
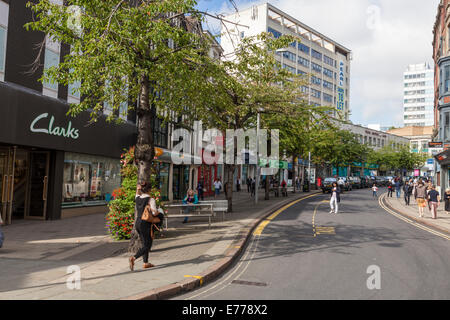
[403,63,435,127]
[220,2,352,121]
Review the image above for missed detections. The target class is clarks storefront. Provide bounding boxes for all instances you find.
[0,82,136,225]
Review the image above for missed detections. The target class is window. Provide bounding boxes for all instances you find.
[62,153,121,208]
[311,49,322,61]
[43,38,60,98]
[282,51,296,62]
[312,62,322,73]
[311,75,321,86]
[298,56,309,68]
[283,64,296,74]
[311,88,321,99]
[298,43,310,54]
[444,65,450,93]
[323,93,333,103]
[0,1,8,82]
[323,68,333,78]
[323,55,334,66]
[323,80,333,90]
[268,27,282,39]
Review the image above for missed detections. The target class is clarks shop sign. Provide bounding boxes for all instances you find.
[30,113,80,140]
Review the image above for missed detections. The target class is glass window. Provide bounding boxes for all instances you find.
[312,62,322,73]
[298,43,310,54]
[298,56,309,68]
[323,68,333,78]
[323,55,334,66]
[311,49,322,61]
[43,48,60,91]
[282,51,296,62]
[311,75,321,86]
[268,27,282,39]
[62,153,121,207]
[283,64,296,74]
[0,26,6,77]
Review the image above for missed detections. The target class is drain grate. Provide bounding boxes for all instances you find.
[231,280,268,287]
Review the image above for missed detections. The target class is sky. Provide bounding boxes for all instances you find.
[196,0,440,128]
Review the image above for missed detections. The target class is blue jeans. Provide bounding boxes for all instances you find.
[396,189,401,198]
[183,205,194,223]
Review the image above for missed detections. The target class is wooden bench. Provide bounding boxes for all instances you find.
[164,203,213,229]
[198,200,229,221]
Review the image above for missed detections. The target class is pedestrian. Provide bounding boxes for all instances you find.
[329,182,341,214]
[414,181,427,218]
[0,214,4,249]
[129,182,161,271]
[403,180,413,205]
[445,188,450,214]
[428,185,441,219]
[214,178,222,198]
[236,178,241,192]
[395,178,401,199]
[182,188,199,224]
[251,177,256,197]
[197,181,204,201]
[427,185,440,220]
[372,184,378,198]
[387,181,393,198]
[247,177,251,193]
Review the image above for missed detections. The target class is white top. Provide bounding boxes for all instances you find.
[214,181,222,189]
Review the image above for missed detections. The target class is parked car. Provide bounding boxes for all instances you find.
[338,177,352,191]
[348,176,362,189]
[322,177,337,193]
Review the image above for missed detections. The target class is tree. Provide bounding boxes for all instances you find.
[25,0,225,251]
[192,32,311,209]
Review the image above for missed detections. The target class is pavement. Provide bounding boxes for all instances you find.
[382,191,450,235]
[0,188,321,300]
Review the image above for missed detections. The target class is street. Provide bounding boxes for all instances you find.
[177,188,450,300]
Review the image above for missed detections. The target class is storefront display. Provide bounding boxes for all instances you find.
[62,153,121,207]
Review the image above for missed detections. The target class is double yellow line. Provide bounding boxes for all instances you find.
[253,193,321,236]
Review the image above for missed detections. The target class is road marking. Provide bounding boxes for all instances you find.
[184,275,204,286]
[312,200,335,237]
[253,193,321,236]
[379,194,450,241]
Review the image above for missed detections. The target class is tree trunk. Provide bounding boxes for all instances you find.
[265,173,270,200]
[128,75,155,254]
[226,164,234,212]
[292,155,296,193]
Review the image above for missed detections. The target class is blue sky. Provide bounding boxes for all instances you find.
[195,0,440,128]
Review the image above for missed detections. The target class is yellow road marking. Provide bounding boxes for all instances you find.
[184,275,204,286]
[379,194,450,241]
[313,200,336,237]
[253,193,320,236]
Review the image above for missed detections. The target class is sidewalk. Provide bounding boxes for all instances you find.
[382,192,450,234]
[0,188,321,300]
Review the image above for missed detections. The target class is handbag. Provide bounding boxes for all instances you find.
[142,205,161,224]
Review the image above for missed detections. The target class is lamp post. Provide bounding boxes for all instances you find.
[255,112,260,204]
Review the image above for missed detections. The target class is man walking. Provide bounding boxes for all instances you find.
[427,185,440,219]
[403,180,413,206]
[395,178,402,199]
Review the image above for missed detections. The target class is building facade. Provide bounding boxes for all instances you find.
[432,0,450,192]
[403,63,434,127]
[220,3,352,121]
[387,126,435,177]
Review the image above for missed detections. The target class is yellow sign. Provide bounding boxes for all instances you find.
[155,147,164,158]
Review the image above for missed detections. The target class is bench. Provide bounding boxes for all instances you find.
[198,200,229,221]
[164,203,213,229]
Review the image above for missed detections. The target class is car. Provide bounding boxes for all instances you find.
[348,176,362,189]
[322,177,337,193]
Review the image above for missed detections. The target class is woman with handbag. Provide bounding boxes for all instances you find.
[129,182,160,271]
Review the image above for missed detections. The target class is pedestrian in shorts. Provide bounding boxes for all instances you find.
[372,184,378,198]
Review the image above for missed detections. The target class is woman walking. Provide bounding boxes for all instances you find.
[329,182,341,214]
[372,184,379,198]
[445,188,450,214]
[427,185,440,220]
[129,182,161,271]
[414,181,427,218]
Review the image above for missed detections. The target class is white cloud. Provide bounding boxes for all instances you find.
[205,0,440,127]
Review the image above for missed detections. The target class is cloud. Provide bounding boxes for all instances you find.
[200,0,440,127]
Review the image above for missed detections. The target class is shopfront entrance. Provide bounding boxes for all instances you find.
[0,146,50,224]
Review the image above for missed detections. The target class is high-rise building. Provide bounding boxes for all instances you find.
[220,3,352,121]
[403,63,434,127]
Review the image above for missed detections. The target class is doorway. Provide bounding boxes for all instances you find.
[0,147,50,224]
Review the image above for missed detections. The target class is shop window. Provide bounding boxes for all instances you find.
[62,153,121,208]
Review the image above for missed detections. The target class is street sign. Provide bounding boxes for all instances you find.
[429,142,443,148]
